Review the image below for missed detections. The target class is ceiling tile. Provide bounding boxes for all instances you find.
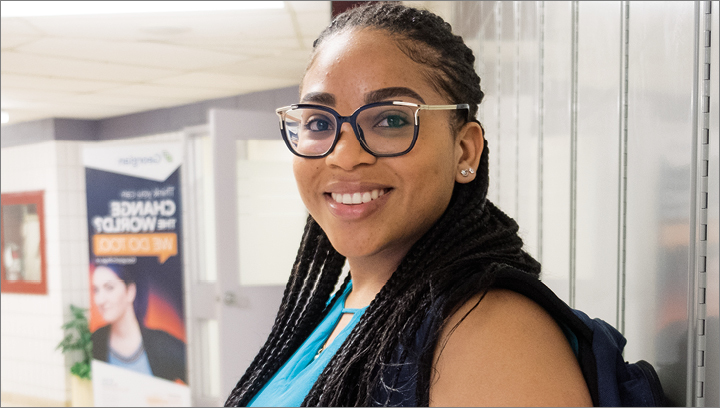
[1,51,180,82]
[0,2,333,125]
[230,77,299,94]
[99,83,237,100]
[66,92,187,109]
[15,9,296,41]
[17,37,249,70]
[149,72,288,90]
[176,36,303,55]
[1,87,78,105]
[286,1,331,13]
[0,18,44,37]
[1,34,42,50]
[1,73,123,93]
[295,11,332,38]
[209,52,311,80]
[24,104,147,121]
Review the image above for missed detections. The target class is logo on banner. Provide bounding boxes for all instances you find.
[117,150,173,168]
[83,143,182,182]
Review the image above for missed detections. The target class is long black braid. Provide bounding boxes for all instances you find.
[225,3,540,406]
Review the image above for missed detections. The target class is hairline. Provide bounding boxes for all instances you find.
[301,27,466,135]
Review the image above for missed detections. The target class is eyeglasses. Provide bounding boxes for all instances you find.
[275,101,470,158]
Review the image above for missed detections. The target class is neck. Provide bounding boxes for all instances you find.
[344,244,410,309]
[110,309,142,340]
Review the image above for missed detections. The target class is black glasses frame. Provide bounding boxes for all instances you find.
[275,101,470,158]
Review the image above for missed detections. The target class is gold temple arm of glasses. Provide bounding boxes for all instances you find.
[417,104,470,111]
[394,102,471,122]
[390,101,470,111]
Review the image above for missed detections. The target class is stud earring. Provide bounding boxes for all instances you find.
[460,169,469,177]
[468,168,475,174]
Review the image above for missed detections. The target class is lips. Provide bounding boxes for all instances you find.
[324,183,392,220]
[330,188,388,205]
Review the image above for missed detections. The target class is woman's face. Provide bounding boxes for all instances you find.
[295,29,473,267]
[92,266,136,324]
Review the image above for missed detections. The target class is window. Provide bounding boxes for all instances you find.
[1,191,47,294]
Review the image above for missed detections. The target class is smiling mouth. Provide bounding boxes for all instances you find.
[329,188,389,205]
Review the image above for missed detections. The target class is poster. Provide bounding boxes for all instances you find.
[83,143,190,406]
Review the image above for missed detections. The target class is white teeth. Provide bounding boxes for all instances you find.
[331,189,387,205]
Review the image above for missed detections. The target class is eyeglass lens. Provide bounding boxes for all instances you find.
[283,105,416,156]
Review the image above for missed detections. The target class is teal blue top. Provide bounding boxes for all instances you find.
[107,344,153,376]
[248,283,366,407]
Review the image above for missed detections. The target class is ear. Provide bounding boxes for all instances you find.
[127,282,137,303]
[454,121,485,184]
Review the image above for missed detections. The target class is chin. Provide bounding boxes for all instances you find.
[325,238,374,259]
[101,312,119,324]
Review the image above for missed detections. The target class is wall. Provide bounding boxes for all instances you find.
[452,1,718,405]
[1,141,88,404]
[1,86,298,148]
[0,86,298,405]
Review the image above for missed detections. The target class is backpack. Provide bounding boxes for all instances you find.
[493,268,667,407]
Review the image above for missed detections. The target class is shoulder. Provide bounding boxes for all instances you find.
[91,325,111,361]
[429,289,592,407]
[141,328,185,352]
[91,325,111,339]
[140,327,187,383]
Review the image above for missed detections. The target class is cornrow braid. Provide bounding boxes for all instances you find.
[226,3,539,406]
[311,2,484,125]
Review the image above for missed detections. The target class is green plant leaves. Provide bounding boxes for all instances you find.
[57,305,92,379]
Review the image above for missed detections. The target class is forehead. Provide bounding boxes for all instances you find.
[93,267,120,282]
[301,29,443,106]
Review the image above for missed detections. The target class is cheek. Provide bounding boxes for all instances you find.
[410,142,457,210]
[109,287,127,305]
[293,159,321,205]
[415,135,457,181]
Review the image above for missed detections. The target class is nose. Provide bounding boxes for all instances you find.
[94,290,106,306]
[325,122,375,170]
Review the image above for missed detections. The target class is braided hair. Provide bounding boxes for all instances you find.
[225,3,540,406]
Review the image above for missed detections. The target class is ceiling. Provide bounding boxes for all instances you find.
[0,1,331,126]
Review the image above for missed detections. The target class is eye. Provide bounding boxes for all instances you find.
[305,115,334,132]
[376,115,409,128]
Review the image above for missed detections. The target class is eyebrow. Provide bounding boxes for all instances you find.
[299,87,427,107]
[365,87,426,104]
[300,92,336,106]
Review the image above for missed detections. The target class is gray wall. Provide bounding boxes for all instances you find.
[0,86,298,147]
[452,1,718,406]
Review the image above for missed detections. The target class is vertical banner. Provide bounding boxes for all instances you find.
[83,143,190,406]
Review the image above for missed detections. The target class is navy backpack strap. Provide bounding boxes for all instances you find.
[491,268,601,406]
[491,267,667,407]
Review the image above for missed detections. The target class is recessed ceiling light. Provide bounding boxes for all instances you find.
[1,1,284,18]
[1,111,9,124]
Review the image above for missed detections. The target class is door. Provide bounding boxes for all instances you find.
[183,109,307,405]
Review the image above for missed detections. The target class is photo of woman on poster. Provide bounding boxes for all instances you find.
[90,264,187,383]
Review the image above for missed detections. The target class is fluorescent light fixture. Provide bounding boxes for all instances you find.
[1,111,9,124]
[1,1,284,18]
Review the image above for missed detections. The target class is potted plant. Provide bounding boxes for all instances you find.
[57,304,93,406]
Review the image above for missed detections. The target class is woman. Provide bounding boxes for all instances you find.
[226,3,591,406]
[91,264,186,383]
